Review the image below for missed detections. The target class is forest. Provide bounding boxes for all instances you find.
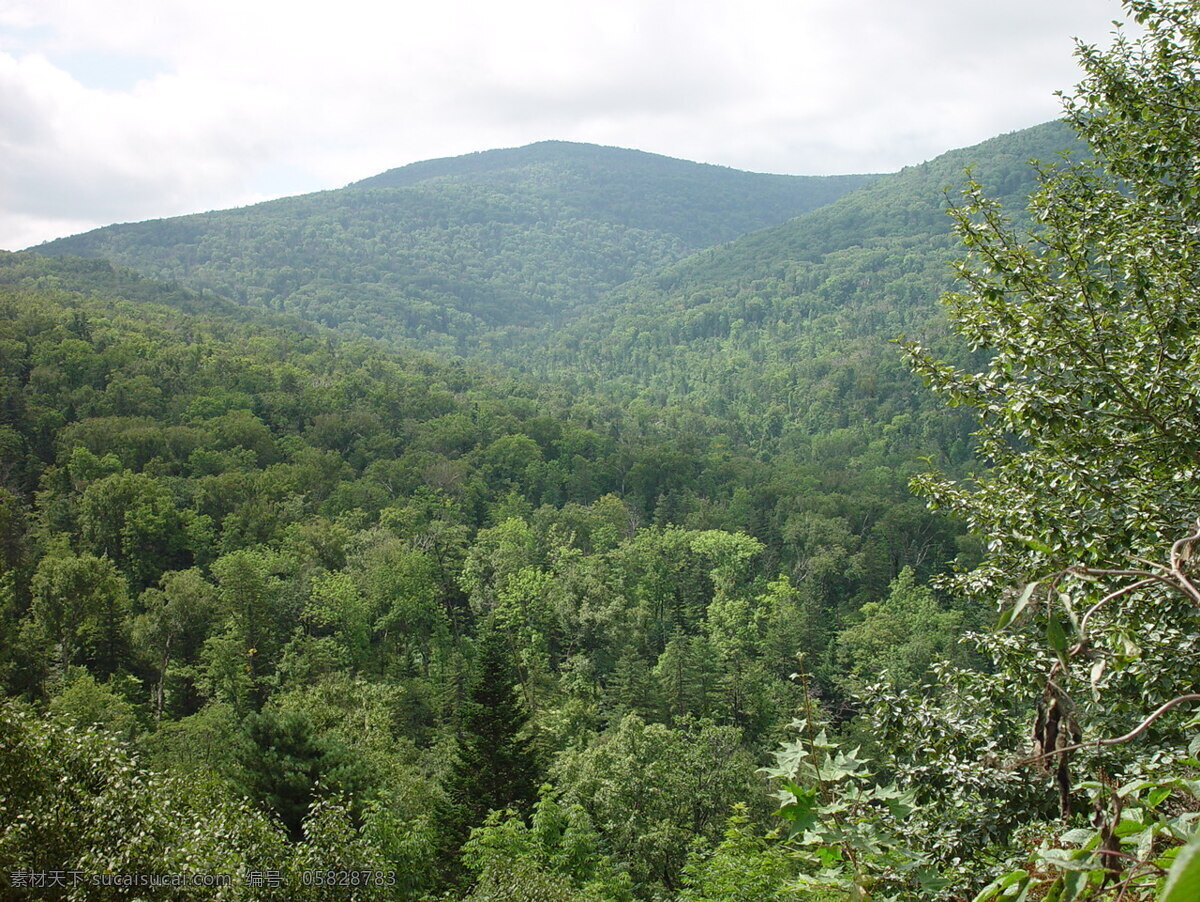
[2,1,1199,900]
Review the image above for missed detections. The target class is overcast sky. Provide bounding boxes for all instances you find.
[1,0,1128,250]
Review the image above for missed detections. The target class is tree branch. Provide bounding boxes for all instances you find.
[1018,693,1200,766]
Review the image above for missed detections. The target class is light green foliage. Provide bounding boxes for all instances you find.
[652,629,720,724]
[906,4,1200,582]
[303,570,373,668]
[4,18,1191,897]
[132,567,219,719]
[463,858,584,902]
[461,794,633,902]
[971,775,1200,902]
[47,669,139,739]
[895,3,1200,899]
[0,699,290,901]
[352,535,445,678]
[1160,832,1200,902]
[766,720,932,900]
[459,517,541,612]
[836,566,962,690]
[288,796,396,902]
[211,548,291,699]
[141,701,250,781]
[269,673,434,825]
[196,624,255,712]
[553,713,761,897]
[679,807,803,902]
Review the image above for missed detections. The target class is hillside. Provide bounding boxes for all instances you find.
[504,121,1082,455]
[6,1,1200,895]
[0,249,970,896]
[31,142,875,351]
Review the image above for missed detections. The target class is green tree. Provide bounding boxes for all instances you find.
[835,566,962,691]
[131,568,219,720]
[0,699,290,901]
[435,626,541,881]
[29,548,129,677]
[461,794,633,902]
[210,548,290,702]
[239,706,367,841]
[906,1,1200,583]
[679,807,803,902]
[78,471,190,590]
[47,669,139,740]
[895,3,1200,897]
[553,714,761,897]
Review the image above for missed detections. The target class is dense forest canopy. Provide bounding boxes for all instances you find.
[2,1,1199,900]
[33,143,875,352]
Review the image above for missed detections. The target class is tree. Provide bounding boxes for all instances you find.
[78,471,190,590]
[239,706,367,841]
[678,807,803,902]
[906,1,1200,585]
[552,714,761,896]
[131,568,218,720]
[0,699,290,900]
[29,548,129,677]
[435,626,541,881]
[895,2,1200,897]
[460,794,633,902]
[835,566,962,692]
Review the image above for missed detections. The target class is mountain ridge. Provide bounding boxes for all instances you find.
[32,141,878,350]
[349,139,827,189]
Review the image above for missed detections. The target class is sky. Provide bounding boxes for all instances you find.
[1,0,1129,251]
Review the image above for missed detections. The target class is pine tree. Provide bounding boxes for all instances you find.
[435,625,542,882]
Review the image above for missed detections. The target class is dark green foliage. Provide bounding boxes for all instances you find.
[436,627,541,876]
[240,707,367,840]
[505,121,1081,460]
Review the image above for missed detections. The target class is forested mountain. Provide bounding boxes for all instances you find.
[5,3,1200,898]
[0,249,967,900]
[506,121,1082,450]
[31,142,875,351]
[30,122,1080,466]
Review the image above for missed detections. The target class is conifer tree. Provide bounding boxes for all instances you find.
[436,624,542,882]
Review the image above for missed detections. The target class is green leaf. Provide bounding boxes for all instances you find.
[1015,534,1055,555]
[999,581,1040,629]
[778,781,820,835]
[1040,849,1099,871]
[1160,831,1200,902]
[1060,867,1089,902]
[972,870,1028,902]
[1059,827,1096,846]
[1046,614,1069,655]
[1147,786,1174,809]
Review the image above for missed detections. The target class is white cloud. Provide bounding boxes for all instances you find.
[1,0,1127,249]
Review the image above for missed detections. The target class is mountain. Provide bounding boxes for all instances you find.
[31,141,876,351]
[501,121,1082,455]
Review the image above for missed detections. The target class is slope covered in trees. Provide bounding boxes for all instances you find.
[504,121,1082,452]
[31,143,875,351]
[0,250,969,900]
[4,1,1199,898]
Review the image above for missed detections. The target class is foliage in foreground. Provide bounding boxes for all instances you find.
[887,2,1200,898]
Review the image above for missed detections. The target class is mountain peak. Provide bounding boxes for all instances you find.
[348,141,753,191]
